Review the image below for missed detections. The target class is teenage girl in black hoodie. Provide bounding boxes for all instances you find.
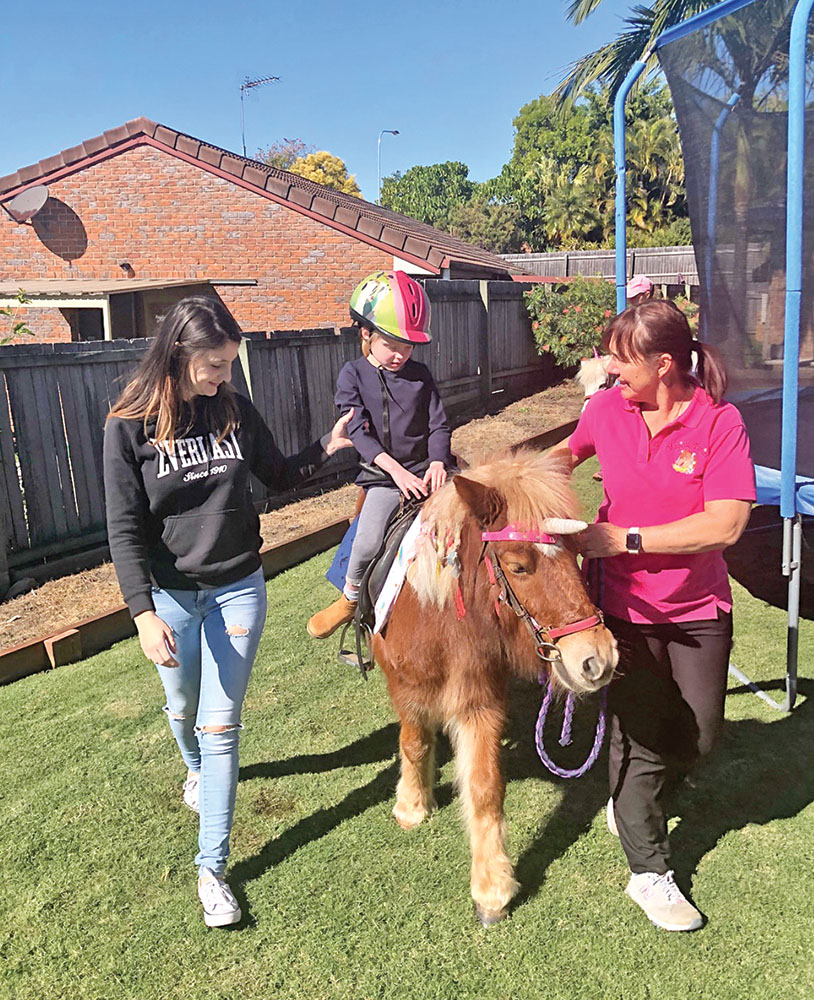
[103,296,352,927]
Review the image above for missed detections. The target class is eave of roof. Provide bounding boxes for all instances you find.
[0,118,531,278]
[0,277,223,297]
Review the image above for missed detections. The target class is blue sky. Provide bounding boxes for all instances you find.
[1,0,633,202]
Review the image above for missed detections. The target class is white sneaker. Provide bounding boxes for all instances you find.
[606,797,618,837]
[626,870,703,931]
[197,868,242,927]
[182,771,200,813]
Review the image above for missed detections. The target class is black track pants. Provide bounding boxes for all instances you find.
[606,610,733,875]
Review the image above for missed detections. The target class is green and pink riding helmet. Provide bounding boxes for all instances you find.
[349,270,432,344]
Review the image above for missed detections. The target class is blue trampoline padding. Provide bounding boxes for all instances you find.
[754,465,814,516]
[326,516,359,591]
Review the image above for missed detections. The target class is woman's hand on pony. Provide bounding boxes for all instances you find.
[578,522,627,558]
[422,461,447,493]
[134,611,179,667]
[324,408,356,456]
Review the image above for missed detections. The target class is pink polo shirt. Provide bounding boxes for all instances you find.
[569,384,756,624]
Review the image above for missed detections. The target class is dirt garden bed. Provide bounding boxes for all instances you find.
[0,381,584,651]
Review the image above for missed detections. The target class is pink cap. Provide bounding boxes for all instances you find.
[626,275,654,298]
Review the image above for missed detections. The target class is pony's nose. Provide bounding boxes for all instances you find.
[581,656,604,682]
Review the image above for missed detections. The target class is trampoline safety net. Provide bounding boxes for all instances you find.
[658,0,814,477]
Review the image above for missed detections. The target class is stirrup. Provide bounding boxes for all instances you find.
[337,620,373,678]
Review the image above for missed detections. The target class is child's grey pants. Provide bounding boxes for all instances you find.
[344,486,401,597]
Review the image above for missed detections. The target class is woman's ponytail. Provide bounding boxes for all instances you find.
[693,340,727,404]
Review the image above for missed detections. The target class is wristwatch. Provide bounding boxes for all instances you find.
[625,527,642,554]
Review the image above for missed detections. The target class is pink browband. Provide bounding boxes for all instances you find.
[481,524,557,544]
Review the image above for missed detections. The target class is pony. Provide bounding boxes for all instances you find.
[576,353,613,411]
[371,451,618,925]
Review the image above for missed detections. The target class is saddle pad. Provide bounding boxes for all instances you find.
[325,517,359,592]
[373,513,423,634]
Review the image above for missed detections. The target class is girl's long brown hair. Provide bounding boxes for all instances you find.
[601,300,728,403]
[107,296,242,445]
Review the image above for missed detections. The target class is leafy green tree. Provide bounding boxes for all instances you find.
[584,84,686,242]
[541,162,603,247]
[379,162,475,230]
[495,94,597,247]
[287,151,361,196]
[495,83,687,249]
[448,197,524,253]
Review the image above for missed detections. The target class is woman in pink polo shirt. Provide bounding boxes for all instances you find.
[550,300,755,933]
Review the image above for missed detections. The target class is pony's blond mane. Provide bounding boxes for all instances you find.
[410,451,579,608]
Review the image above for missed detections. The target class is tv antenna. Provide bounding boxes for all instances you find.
[240,75,279,157]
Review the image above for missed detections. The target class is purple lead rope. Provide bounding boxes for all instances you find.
[535,682,607,779]
[534,556,607,779]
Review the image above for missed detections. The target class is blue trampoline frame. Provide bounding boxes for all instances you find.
[613,0,814,711]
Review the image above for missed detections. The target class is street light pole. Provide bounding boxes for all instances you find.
[377,129,399,205]
[240,75,280,157]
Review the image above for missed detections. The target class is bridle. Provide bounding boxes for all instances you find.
[479,522,609,780]
[479,524,604,662]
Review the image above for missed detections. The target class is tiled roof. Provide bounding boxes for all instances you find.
[0,117,529,278]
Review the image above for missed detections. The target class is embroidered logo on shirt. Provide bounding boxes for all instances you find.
[672,449,697,475]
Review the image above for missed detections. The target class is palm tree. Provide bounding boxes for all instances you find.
[628,113,685,227]
[540,161,603,245]
[556,1,713,107]
[557,1,797,108]
[585,89,685,241]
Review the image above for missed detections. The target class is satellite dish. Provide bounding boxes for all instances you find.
[2,185,49,223]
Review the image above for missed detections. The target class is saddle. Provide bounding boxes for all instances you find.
[338,496,425,677]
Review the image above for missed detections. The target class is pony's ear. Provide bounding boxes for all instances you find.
[453,475,506,528]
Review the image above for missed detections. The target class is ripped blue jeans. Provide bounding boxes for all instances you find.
[152,567,267,875]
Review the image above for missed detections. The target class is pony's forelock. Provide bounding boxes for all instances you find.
[409,451,579,608]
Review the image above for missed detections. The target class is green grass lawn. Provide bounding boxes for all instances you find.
[1,461,812,1000]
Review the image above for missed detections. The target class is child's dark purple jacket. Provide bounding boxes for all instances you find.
[335,357,453,481]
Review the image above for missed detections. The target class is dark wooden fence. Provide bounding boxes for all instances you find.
[502,245,699,286]
[0,279,554,585]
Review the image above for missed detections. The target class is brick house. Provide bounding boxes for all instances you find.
[0,118,526,342]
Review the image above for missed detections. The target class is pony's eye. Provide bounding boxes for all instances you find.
[507,563,528,575]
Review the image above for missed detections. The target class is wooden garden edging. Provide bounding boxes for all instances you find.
[0,517,351,686]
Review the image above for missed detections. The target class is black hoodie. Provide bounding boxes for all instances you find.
[103,393,327,618]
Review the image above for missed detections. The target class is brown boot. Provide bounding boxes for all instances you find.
[307,595,357,639]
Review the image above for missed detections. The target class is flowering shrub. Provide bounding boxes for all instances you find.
[524,276,617,368]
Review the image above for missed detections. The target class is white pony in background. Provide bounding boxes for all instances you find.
[575,276,654,411]
[576,349,613,411]
[576,350,613,480]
